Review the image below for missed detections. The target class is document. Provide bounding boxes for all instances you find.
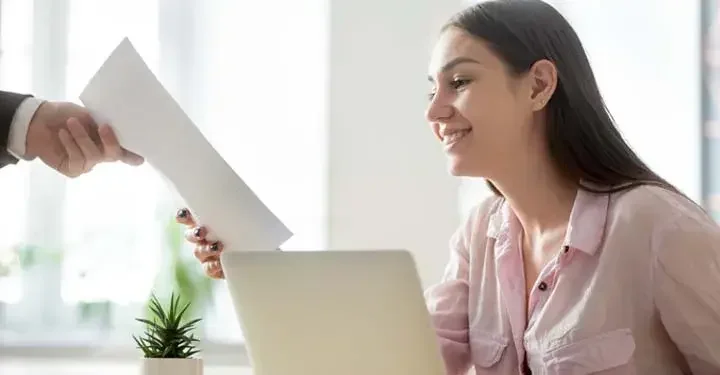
[79,37,292,252]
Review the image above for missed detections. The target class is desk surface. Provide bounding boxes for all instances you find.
[0,359,253,375]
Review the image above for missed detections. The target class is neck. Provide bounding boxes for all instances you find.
[490,145,577,239]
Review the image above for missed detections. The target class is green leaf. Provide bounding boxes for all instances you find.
[133,291,203,358]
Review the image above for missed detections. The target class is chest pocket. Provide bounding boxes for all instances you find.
[471,334,508,372]
[539,328,636,375]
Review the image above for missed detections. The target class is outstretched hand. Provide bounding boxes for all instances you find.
[26,101,144,177]
[176,208,226,279]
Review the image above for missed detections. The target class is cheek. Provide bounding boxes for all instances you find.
[459,88,521,148]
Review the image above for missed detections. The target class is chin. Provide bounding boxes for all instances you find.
[447,157,485,177]
[447,161,474,177]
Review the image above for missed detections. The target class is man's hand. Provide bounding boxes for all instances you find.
[25,101,144,177]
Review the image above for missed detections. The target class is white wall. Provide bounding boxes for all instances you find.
[328,0,467,287]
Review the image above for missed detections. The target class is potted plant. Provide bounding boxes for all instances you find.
[133,292,204,375]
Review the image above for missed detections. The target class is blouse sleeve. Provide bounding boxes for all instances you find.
[424,196,500,375]
[652,212,720,375]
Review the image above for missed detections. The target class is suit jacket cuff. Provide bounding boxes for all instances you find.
[0,91,33,166]
[8,97,44,160]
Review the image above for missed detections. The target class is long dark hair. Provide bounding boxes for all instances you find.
[446,0,677,196]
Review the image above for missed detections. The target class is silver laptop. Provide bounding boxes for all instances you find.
[220,250,446,375]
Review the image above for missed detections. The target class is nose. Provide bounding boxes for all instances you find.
[425,94,454,123]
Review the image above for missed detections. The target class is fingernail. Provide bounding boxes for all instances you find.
[210,242,220,252]
[176,208,189,219]
[193,227,204,238]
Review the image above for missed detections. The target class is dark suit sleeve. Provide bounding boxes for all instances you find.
[0,90,32,168]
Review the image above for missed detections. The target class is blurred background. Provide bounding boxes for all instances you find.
[0,0,710,373]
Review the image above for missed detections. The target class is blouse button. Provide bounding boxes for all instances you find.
[538,281,548,291]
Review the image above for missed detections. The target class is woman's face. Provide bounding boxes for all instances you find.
[426,27,540,179]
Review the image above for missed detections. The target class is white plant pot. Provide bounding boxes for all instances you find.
[141,358,203,375]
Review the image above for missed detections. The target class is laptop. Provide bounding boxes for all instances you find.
[220,250,446,375]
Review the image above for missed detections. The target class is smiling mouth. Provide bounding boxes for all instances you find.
[442,129,471,148]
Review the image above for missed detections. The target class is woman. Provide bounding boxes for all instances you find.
[176,0,720,374]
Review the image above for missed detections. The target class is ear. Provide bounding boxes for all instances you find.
[527,59,557,111]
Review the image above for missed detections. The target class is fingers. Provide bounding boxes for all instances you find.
[98,124,145,166]
[193,241,224,262]
[175,207,225,279]
[98,124,124,161]
[203,258,225,279]
[121,151,145,166]
[177,208,210,251]
[37,102,144,177]
[192,238,225,279]
[67,118,104,170]
[190,230,224,262]
[175,208,195,226]
[58,128,86,177]
[67,118,102,160]
[177,208,218,242]
[185,225,208,244]
[194,242,225,279]
[58,119,113,177]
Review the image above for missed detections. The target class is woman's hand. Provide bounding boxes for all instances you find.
[175,208,225,279]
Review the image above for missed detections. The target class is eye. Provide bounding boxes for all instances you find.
[427,77,471,101]
[450,77,471,90]
[427,83,438,100]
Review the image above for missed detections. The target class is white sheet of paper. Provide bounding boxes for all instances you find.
[79,37,292,251]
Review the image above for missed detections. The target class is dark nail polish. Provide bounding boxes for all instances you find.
[193,227,204,237]
[210,242,220,252]
[177,208,189,218]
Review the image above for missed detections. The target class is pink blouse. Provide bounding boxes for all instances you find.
[425,185,720,374]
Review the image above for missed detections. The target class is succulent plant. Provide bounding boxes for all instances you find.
[133,292,202,358]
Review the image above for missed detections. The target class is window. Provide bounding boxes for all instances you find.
[0,0,327,352]
[0,0,34,321]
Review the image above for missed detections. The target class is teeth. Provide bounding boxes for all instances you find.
[443,129,470,145]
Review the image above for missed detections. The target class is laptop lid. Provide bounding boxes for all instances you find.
[220,250,445,375]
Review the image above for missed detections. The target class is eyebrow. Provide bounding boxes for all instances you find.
[428,57,482,82]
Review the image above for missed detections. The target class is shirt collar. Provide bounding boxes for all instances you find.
[486,188,610,255]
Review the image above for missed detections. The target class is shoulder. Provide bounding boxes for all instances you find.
[622,188,720,312]
[610,184,720,254]
[608,184,711,231]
